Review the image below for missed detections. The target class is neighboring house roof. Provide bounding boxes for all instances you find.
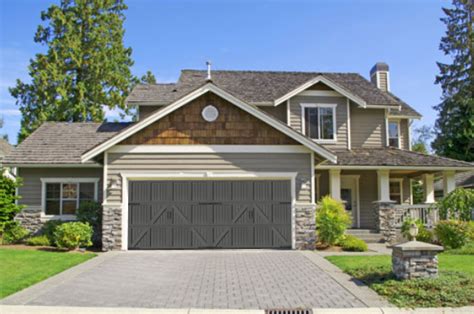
[318,148,474,169]
[127,70,421,117]
[434,171,474,191]
[0,138,13,161]
[2,122,131,165]
[82,83,338,163]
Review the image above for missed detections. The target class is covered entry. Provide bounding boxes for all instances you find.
[128,180,292,249]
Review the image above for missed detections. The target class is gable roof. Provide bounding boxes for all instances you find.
[83,83,338,163]
[3,122,130,165]
[127,70,421,117]
[434,171,474,191]
[0,138,13,159]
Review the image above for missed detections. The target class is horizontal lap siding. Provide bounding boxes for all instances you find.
[350,106,385,148]
[17,168,103,206]
[106,153,312,204]
[399,119,409,150]
[289,95,348,150]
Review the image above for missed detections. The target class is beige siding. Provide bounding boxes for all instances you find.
[350,106,385,148]
[288,95,348,149]
[399,119,410,150]
[17,168,103,207]
[107,153,312,203]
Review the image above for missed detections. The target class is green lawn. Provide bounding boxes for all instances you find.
[0,248,96,299]
[326,254,474,308]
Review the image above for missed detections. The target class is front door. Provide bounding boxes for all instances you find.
[341,176,359,228]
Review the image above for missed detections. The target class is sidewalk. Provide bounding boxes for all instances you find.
[1,305,473,314]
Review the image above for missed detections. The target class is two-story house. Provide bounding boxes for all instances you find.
[4,63,473,250]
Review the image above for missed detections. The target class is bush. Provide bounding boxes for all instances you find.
[26,235,51,246]
[77,201,102,247]
[434,220,474,249]
[338,234,368,252]
[401,218,433,242]
[2,221,29,244]
[53,222,93,250]
[446,241,474,255]
[438,188,474,221]
[41,220,65,245]
[316,196,352,245]
[0,175,24,232]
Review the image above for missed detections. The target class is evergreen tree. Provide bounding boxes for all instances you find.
[9,0,135,142]
[432,0,474,162]
[140,71,157,84]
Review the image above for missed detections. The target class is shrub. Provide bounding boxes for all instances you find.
[0,175,24,232]
[446,241,474,255]
[26,235,51,246]
[2,221,29,244]
[41,220,65,245]
[338,234,368,252]
[434,220,473,249]
[53,222,93,250]
[438,188,474,221]
[316,196,352,245]
[401,218,433,242]
[77,201,102,247]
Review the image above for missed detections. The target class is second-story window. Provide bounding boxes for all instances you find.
[302,104,336,141]
[388,120,400,148]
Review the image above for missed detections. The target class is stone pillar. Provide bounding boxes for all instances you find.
[392,241,444,280]
[102,204,122,251]
[443,171,456,196]
[14,206,43,235]
[295,204,316,250]
[423,174,435,204]
[329,169,341,200]
[373,200,397,244]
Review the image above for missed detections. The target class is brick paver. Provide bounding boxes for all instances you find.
[7,251,366,309]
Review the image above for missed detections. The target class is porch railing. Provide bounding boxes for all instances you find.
[394,204,439,228]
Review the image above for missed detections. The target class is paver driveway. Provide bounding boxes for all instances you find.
[3,251,366,309]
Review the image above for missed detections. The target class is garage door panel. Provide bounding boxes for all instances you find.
[128,180,292,249]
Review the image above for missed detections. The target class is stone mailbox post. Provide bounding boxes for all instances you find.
[392,241,444,280]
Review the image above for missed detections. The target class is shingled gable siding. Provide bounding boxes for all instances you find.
[121,92,298,145]
[288,94,348,150]
[138,105,162,120]
[105,153,312,204]
[350,105,385,148]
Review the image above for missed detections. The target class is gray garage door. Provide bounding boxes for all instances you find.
[128,180,292,249]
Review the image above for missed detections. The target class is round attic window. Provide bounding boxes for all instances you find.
[201,105,219,122]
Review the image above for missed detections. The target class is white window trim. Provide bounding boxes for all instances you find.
[300,103,337,144]
[41,177,100,219]
[389,178,404,204]
[388,119,401,149]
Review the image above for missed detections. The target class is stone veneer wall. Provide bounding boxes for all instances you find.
[14,206,43,234]
[102,205,122,251]
[295,204,316,250]
[373,201,397,244]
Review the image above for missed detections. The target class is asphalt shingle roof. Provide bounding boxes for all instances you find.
[434,171,474,191]
[332,148,473,168]
[0,138,13,160]
[3,122,131,165]
[127,70,421,117]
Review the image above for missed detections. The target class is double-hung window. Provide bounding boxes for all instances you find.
[389,179,403,204]
[302,104,336,141]
[42,178,99,216]
[388,120,400,148]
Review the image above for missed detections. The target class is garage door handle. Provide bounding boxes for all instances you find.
[249,209,254,219]
[167,211,173,219]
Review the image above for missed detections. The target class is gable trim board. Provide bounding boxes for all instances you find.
[115,170,299,250]
[82,83,337,164]
[274,75,368,108]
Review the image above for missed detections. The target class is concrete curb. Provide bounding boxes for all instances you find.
[1,305,474,314]
[300,251,390,308]
[0,252,119,305]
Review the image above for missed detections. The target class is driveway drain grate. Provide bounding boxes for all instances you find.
[265,309,313,314]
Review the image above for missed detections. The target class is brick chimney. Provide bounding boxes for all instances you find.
[370,62,390,92]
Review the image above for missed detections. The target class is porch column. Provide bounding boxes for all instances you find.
[423,174,435,204]
[329,169,341,200]
[377,169,391,202]
[443,171,456,196]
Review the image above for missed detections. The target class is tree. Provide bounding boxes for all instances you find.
[0,175,24,231]
[140,71,157,84]
[411,125,434,204]
[9,0,135,142]
[432,0,474,162]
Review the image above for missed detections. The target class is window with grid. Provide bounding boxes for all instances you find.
[388,121,399,148]
[303,105,336,140]
[45,182,96,215]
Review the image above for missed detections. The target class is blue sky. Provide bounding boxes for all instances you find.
[0,0,449,145]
